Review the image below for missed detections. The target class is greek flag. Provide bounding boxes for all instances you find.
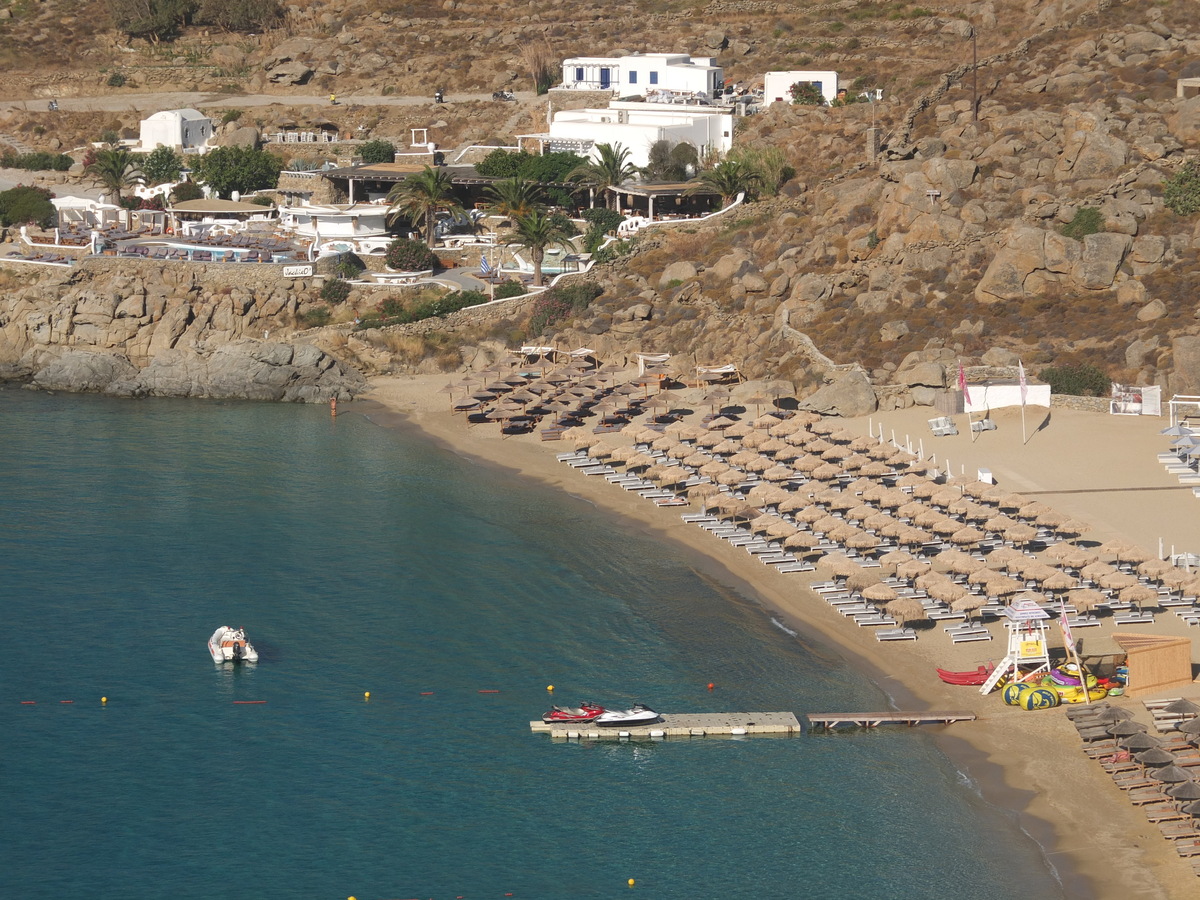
[480,256,492,276]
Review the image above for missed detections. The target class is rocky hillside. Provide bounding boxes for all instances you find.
[3,0,1200,412]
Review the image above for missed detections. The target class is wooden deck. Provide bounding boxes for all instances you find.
[531,711,802,739]
[806,711,977,731]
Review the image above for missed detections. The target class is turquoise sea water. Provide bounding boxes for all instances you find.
[1,389,1068,900]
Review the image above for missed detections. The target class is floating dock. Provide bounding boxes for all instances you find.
[531,711,802,739]
[806,711,976,731]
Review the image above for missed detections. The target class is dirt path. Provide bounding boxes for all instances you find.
[0,90,536,114]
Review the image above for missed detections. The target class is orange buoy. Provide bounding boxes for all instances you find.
[478,689,500,694]
[707,682,715,691]
[420,691,434,695]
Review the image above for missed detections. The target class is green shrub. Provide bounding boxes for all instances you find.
[1,151,74,171]
[493,279,526,299]
[1038,363,1110,397]
[299,306,332,327]
[107,72,127,88]
[220,109,243,125]
[358,140,396,165]
[593,238,633,264]
[1164,163,1200,217]
[170,180,204,203]
[527,281,602,334]
[385,237,438,271]
[1061,207,1104,240]
[581,206,625,253]
[0,185,56,227]
[320,278,351,304]
[334,255,364,279]
[789,81,826,105]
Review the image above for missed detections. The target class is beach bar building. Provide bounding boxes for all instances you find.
[1111,633,1195,698]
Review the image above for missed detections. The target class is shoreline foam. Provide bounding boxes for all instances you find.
[359,374,1200,900]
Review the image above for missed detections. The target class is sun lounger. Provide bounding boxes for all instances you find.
[875,628,917,641]
[773,562,816,574]
[929,416,958,437]
[1112,611,1155,625]
[951,629,993,643]
[854,615,898,627]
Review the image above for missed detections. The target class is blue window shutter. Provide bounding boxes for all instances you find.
[629,71,637,84]
[649,71,658,85]
[575,67,584,81]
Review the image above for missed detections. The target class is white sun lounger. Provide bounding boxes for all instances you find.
[876,628,917,641]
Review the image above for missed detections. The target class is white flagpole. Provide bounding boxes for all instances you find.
[1019,359,1028,445]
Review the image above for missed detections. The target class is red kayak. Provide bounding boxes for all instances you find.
[936,664,994,686]
[542,702,605,724]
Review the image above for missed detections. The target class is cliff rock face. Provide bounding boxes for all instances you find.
[1,264,366,402]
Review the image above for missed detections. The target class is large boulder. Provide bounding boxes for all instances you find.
[799,369,877,417]
[30,350,138,392]
[1072,233,1132,290]
[1172,336,1200,395]
[659,260,698,289]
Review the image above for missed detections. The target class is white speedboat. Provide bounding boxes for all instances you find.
[208,626,259,663]
[593,703,660,727]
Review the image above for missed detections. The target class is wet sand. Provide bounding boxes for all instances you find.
[357,375,1200,900]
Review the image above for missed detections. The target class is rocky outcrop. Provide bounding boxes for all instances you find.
[1,263,367,403]
[798,369,877,417]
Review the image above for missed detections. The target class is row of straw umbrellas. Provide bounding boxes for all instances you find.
[559,406,1200,630]
[1075,702,1200,843]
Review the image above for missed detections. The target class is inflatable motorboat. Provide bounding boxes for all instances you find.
[208,626,259,663]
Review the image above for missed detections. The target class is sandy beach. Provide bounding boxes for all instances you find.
[358,373,1200,900]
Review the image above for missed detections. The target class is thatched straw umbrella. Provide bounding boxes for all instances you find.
[897,526,935,547]
[1040,572,1079,594]
[938,549,984,575]
[1066,588,1107,612]
[767,520,800,540]
[846,568,884,592]
[897,558,933,580]
[821,553,864,579]
[1004,523,1040,545]
[951,594,988,623]
[928,580,969,604]
[784,531,820,552]
[846,531,881,553]
[811,463,845,481]
[1099,571,1139,591]
[1119,584,1160,608]
[950,526,986,546]
[886,597,928,626]
[827,523,861,544]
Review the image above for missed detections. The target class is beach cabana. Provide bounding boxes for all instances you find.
[1111,633,1195,698]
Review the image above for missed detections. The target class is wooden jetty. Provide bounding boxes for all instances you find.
[531,711,802,739]
[806,711,976,731]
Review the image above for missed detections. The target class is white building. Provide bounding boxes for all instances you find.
[560,52,723,100]
[138,109,213,154]
[763,70,840,106]
[522,101,733,170]
[277,202,393,256]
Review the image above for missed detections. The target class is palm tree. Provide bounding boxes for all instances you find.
[568,142,638,211]
[685,159,763,207]
[85,147,143,203]
[509,209,577,287]
[386,166,464,248]
[484,177,545,220]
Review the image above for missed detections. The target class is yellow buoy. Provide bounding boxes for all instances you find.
[547,685,555,692]
[363,691,370,700]
[628,878,635,887]
[101,697,107,704]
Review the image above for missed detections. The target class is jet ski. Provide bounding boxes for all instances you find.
[593,703,660,727]
[542,702,605,724]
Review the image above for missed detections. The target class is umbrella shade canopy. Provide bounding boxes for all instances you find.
[896,559,933,580]
[1093,707,1135,723]
[951,593,987,613]
[1119,584,1159,605]
[1149,765,1193,784]
[886,597,928,624]
[1183,800,1200,816]
[1107,721,1148,736]
[1168,781,1200,800]
[1164,699,1200,717]
[1066,588,1107,611]
[1135,748,1178,766]
[1117,732,1161,750]
[821,553,864,578]
[927,580,968,603]
[862,583,899,603]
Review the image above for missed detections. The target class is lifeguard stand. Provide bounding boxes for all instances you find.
[980,599,1052,694]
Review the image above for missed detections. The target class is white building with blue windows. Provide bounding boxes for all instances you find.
[559,52,723,100]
